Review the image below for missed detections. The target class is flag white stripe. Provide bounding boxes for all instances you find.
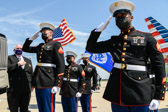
[154,35,162,40]
[150,28,157,33]
[55,34,73,42]
[160,43,168,49]
[61,37,75,45]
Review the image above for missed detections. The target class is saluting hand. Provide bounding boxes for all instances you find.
[29,31,40,40]
[95,16,112,32]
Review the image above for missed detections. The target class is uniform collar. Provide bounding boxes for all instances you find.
[84,63,90,66]
[120,27,135,35]
[69,62,76,66]
[45,39,53,43]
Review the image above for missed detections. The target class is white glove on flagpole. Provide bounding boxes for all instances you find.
[76,92,82,97]
[95,16,112,32]
[29,31,40,40]
[51,86,59,94]
[149,99,160,110]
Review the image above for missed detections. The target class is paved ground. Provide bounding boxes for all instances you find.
[0,81,168,112]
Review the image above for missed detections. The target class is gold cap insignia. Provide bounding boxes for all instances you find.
[114,2,118,7]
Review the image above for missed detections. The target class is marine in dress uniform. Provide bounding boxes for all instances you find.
[80,53,97,112]
[85,0,166,112]
[60,51,85,112]
[22,23,65,112]
[7,44,33,112]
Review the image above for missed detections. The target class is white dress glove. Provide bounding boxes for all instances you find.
[95,16,112,32]
[51,86,59,94]
[76,92,82,97]
[91,90,94,93]
[149,99,160,110]
[29,31,40,40]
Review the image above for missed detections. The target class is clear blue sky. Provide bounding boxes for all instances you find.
[1,0,168,79]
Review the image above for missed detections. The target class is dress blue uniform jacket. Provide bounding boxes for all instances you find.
[86,27,166,106]
[23,38,65,88]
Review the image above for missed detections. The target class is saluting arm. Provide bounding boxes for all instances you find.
[22,38,38,53]
[86,30,111,53]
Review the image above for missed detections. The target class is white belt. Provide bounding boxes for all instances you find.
[114,63,147,71]
[38,63,56,68]
[63,78,78,82]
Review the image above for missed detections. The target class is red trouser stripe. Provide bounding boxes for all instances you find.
[51,93,53,112]
[77,97,78,112]
[90,94,92,112]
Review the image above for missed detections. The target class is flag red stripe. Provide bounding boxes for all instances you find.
[61,23,66,27]
[61,38,75,46]
[63,28,70,36]
[157,39,166,44]
[54,31,72,41]
[164,58,167,63]
[54,34,75,44]
[61,36,75,45]
[60,35,74,44]
[145,18,149,22]
[148,24,154,30]
[161,47,168,53]
[62,26,68,32]
[54,18,76,46]
[152,31,160,37]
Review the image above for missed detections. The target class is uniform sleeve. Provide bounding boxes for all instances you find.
[91,66,98,90]
[78,65,86,93]
[86,30,111,53]
[147,34,166,100]
[53,42,65,87]
[7,56,19,72]
[22,38,38,53]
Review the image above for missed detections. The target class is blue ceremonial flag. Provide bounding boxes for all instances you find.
[85,51,113,72]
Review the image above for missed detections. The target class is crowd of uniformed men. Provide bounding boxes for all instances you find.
[6,0,167,112]
[7,22,98,112]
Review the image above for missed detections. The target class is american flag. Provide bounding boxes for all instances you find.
[53,19,76,46]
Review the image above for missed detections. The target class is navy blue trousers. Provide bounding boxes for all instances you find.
[150,110,158,112]
[61,96,78,112]
[35,88,55,112]
[80,94,92,112]
[111,103,150,112]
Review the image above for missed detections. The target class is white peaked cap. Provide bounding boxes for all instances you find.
[39,22,56,31]
[66,51,77,58]
[109,0,135,16]
[81,53,91,58]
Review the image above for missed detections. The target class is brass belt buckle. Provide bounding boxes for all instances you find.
[38,63,42,66]
[121,64,127,69]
